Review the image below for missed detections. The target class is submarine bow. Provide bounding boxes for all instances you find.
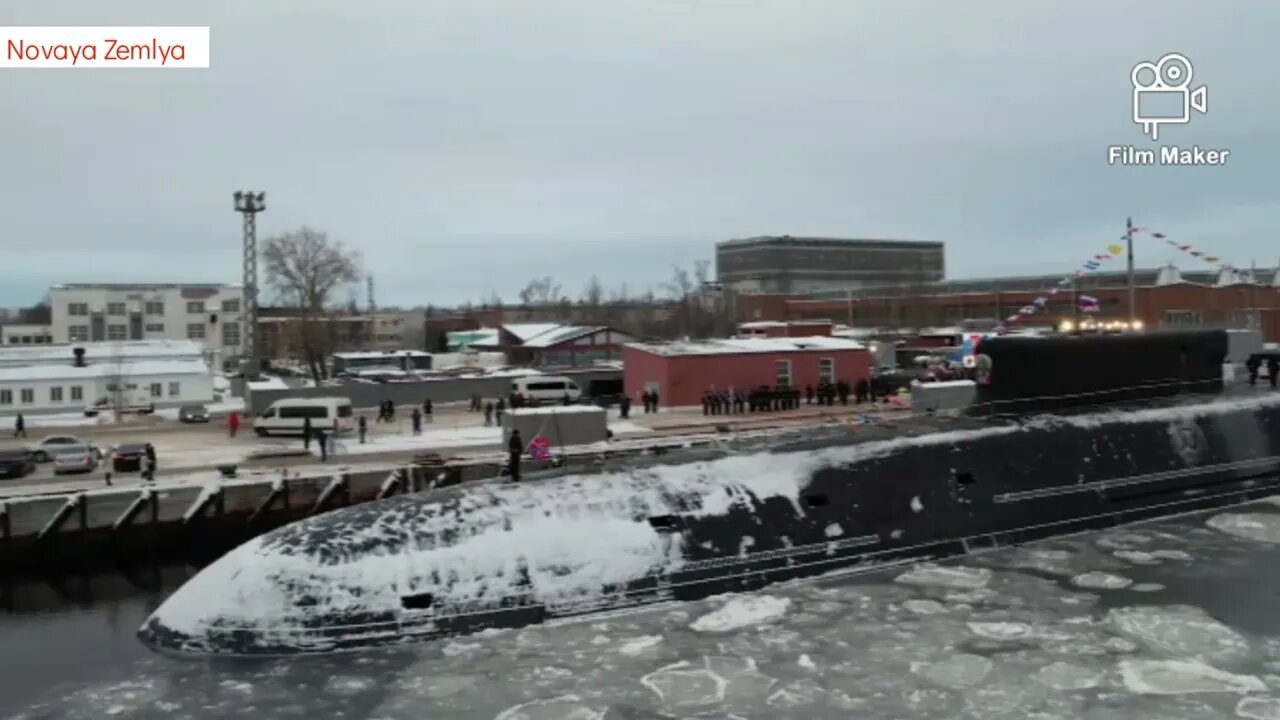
[138,449,843,655]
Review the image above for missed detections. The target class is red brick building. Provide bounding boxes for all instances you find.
[623,337,873,407]
[733,267,1280,340]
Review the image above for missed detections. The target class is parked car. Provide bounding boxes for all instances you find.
[29,435,95,463]
[110,443,148,472]
[0,449,36,479]
[177,404,211,423]
[52,445,98,475]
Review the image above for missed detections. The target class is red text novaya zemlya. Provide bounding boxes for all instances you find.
[6,37,189,65]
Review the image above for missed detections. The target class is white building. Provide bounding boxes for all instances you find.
[1,323,54,345]
[49,283,245,368]
[0,339,214,417]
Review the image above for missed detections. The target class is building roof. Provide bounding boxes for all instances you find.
[520,325,608,348]
[332,350,431,360]
[502,323,563,342]
[718,236,943,250]
[51,283,241,291]
[627,335,867,357]
[0,339,205,366]
[0,358,211,383]
[739,320,833,329]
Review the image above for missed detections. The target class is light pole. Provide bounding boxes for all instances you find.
[1125,216,1136,324]
[234,191,266,380]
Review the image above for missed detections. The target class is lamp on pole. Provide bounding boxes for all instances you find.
[234,191,266,380]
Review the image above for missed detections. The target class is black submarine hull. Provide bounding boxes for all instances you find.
[139,389,1280,656]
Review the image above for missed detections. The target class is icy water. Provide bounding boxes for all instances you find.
[6,502,1280,720]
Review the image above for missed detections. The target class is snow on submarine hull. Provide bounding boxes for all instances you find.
[138,389,1280,656]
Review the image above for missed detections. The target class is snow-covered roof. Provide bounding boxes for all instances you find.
[627,335,867,357]
[739,320,833,329]
[502,323,562,342]
[521,325,606,348]
[0,339,205,366]
[0,358,211,383]
[332,350,431,359]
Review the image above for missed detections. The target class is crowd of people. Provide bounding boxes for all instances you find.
[699,379,882,416]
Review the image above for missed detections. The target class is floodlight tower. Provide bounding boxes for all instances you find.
[234,191,266,379]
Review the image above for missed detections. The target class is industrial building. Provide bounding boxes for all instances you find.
[0,340,214,417]
[1,323,54,345]
[623,336,872,407]
[466,323,635,367]
[715,235,946,295]
[737,264,1280,340]
[48,283,246,366]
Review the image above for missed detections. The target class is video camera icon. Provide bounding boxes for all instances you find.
[1132,53,1207,141]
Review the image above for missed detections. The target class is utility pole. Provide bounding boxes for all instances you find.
[234,191,266,380]
[1126,216,1136,324]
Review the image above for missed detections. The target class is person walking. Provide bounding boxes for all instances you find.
[495,397,506,425]
[483,401,494,427]
[303,416,313,451]
[228,411,241,438]
[143,443,157,482]
[507,428,524,482]
[358,415,368,444]
[423,398,433,424]
[13,413,25,438]
[411,407,423,436]
[618,394,631,419]
[316,428,329,461]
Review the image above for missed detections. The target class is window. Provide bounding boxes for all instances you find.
[775,359,793,387]
[819,357,835,384]
[68,325,89,342]
[0,390,10,405]
[144,301,165,315]
[221,298,241,313]
[186,323,206,339]
[107,302,127,316]
[168,382,180,397]
[186,301,205,314]
[1164,310,1201,328]
[67,302,88,316]
[50,387,63,403]
[107,324,127,340]
[149,383,162,398]
[525,381,568,391]
[20,389,34,404]
[1231,309,1257,329]
[70,386,83,401]
[279,406,329,419]
[222,322,241,347]
[145,323,165,333]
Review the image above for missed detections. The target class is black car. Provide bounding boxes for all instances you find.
[111,443,148,472]
[0,449,35,479]
[178,404,211,423]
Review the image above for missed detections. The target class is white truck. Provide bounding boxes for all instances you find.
[83,382,156,417]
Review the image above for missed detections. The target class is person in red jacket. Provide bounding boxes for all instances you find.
[228,411,241,438]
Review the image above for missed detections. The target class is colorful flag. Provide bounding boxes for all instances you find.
[1079,295,1100,312]
[529,435,551,462]
[1107,244,1125,255]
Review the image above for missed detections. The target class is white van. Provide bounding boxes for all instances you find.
[253,397,354,437]
[511,376,582,404]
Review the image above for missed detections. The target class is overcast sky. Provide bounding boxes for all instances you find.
[3,1,1277,309]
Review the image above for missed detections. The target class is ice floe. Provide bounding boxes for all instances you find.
[903,599,949,615]
[1108,605,1251,663]
[1035,661,1104,690]
[1237,696,1280,720]
[1133,582,1166,592]
[494,694,604,720]
[1119,659,1265,695]
[617,635,663,655]
[1209,513,1280,544]
[911,653,994,689]
[894,563,992,590]
[1071,571,1134,590]
[690,595,791,633]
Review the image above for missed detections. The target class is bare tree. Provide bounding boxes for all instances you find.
[580,276,604,322]
[262,227,362,383]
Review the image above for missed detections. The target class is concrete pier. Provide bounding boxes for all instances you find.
[0,424,810,574]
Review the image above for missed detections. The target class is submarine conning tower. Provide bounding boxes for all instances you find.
[968,329,1227,416]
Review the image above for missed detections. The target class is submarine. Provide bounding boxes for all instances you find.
[140,329,1280,656]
